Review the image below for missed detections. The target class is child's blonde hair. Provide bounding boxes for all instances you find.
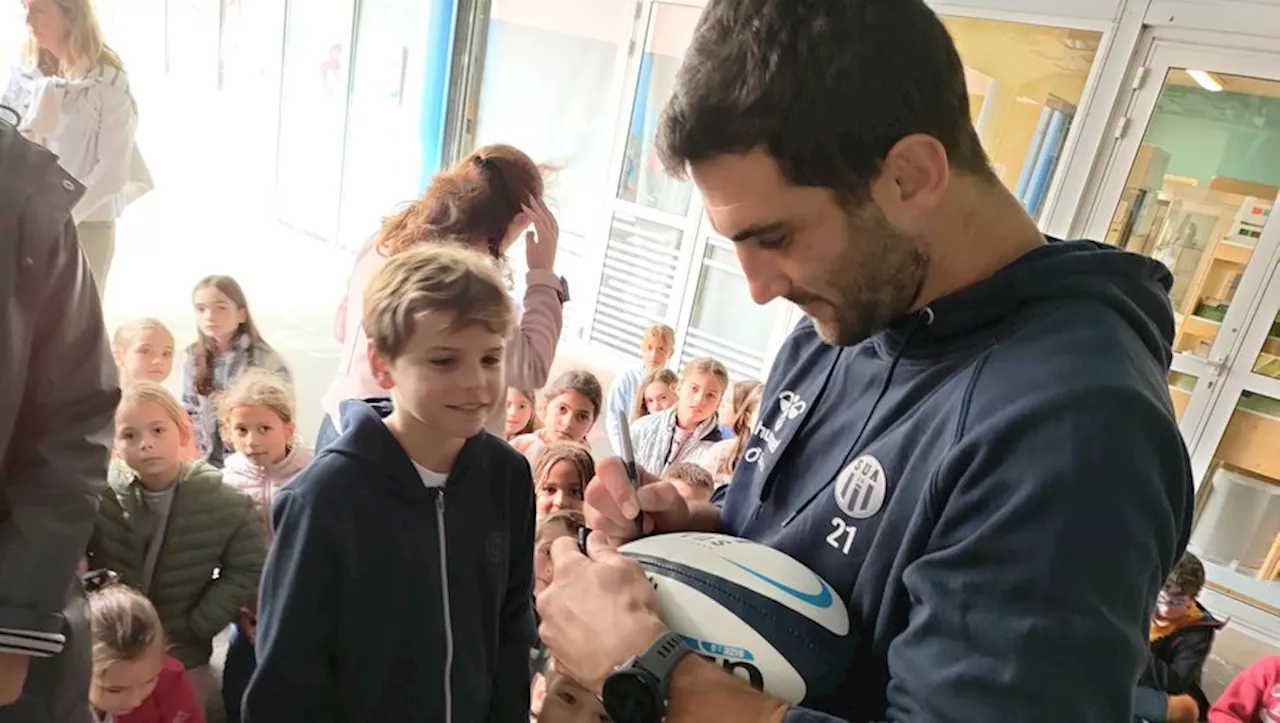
[536,508,586,540]
[720,384,764,478]
[681,357,730,393]
[217,368,297,427]
[641,324,675,352]
[631,368,679,421]
[118,382,191,443]
[364,244,516,359]
[665,462,714,491]
[111,318,174,354]
[532,443,595,491]
[87,582,164,671]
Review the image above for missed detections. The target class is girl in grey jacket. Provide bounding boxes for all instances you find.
[628,357,730,476]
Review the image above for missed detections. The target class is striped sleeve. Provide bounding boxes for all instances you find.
[0,626,65,657]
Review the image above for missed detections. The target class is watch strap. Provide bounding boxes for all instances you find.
[634,630,692,698]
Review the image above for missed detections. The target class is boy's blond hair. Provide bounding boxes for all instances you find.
[364,244,516,360]
[217,369,297,426]
[536,509,586,541]
[641,324,675,352]
[665,462,714,490]
[111,318,174,353]
[119,382,191,444]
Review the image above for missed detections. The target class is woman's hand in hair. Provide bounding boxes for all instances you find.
[523,196,559,271]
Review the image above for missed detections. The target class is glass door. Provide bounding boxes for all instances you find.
[587,0,705,360]
[335,0,435,251]
[273,0,357,243]
[1086,40,1280,622]
[1187,264,1280,621]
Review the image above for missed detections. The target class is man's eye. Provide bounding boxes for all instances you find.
[758,235,787,250]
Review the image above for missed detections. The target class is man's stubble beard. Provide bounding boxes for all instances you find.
[809,203,929,347]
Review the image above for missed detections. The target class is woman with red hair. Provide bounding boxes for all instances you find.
[317,144,566,448]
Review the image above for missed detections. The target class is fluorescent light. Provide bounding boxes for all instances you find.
[1187,69,1223,92]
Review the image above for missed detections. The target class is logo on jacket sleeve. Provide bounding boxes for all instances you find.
[834,455,887,520]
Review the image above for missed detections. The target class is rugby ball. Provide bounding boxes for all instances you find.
[618,532,850,704]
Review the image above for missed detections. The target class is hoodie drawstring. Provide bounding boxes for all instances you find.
[781,307,935,526]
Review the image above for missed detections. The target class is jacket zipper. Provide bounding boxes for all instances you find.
[435,490,454,723]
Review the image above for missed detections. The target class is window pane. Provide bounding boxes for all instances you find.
[1190,392,1280,586]
[1100,70,1280,360]
[275,2,356,240]
[1168,371,1198,421]
[338,0,433,249]
[616,3,701,217]
[589,214,687,358]
[942,17,1102,220]
[687,239,786,368]
[1254,312,1280,380]
[473,0,633,239]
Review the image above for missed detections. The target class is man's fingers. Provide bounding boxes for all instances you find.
[585,529,620,560]
[548,534,588,574]
[586,458,641,522]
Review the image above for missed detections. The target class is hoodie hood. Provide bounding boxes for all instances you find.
[330,398,497,500]
[877,238,1174,367]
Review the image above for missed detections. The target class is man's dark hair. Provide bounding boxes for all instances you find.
[1162,552,1206,599]
[657,0,991,198]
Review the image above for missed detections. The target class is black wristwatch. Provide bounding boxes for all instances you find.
[601,631,692,723]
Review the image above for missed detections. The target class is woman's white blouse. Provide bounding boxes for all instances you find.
[2,62,152,223]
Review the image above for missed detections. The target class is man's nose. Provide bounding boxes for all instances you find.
[737,248,788,305]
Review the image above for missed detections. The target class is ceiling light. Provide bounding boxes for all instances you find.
[1187,69,1223,92]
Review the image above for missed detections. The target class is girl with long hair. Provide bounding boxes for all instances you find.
[318,144,566,449]
[3,0,153,299]
[182,276,290,467]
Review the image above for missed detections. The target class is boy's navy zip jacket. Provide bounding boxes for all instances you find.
[716,239,1194,722]
[242,399,535,723]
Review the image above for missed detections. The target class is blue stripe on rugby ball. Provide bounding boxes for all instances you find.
[624,550,852,703]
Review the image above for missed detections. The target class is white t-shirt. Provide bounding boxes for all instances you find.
[413,462,447,488]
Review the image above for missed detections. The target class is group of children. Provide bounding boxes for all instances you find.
[78,243,767,723]
[68,243,1280,723]
[86,273,308,722]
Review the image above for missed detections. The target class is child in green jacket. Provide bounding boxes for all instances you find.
[88,381,265,711]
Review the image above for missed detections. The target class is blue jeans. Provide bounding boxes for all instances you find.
[315,413,340,452]
[222,624,256,722]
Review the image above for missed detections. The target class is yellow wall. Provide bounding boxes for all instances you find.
[942,16,1100,189]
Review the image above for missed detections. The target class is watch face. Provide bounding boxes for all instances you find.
[603,672,662,723]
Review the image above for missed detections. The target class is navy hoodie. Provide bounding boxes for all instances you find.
[242,399,535,723]
[717,240,1194,722]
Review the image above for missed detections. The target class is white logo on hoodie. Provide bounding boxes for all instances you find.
[834,455,887,520]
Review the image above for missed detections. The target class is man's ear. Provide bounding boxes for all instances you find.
[366,341,396,391]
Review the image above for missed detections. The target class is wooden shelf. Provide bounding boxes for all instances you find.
[1217,408,1280,482]
[1181,314,1222,339]
[1215,240,1254,265]
[1169,385,1191,419]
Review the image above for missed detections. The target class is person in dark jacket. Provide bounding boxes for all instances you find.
[243,244,535,723]
[1135,552,1224,722]
[533,1,1193,721]
[0,114,119,721]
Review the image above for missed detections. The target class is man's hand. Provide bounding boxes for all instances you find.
[585,457,695,546]
[0,652,30,706]
[536,531,667,694]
